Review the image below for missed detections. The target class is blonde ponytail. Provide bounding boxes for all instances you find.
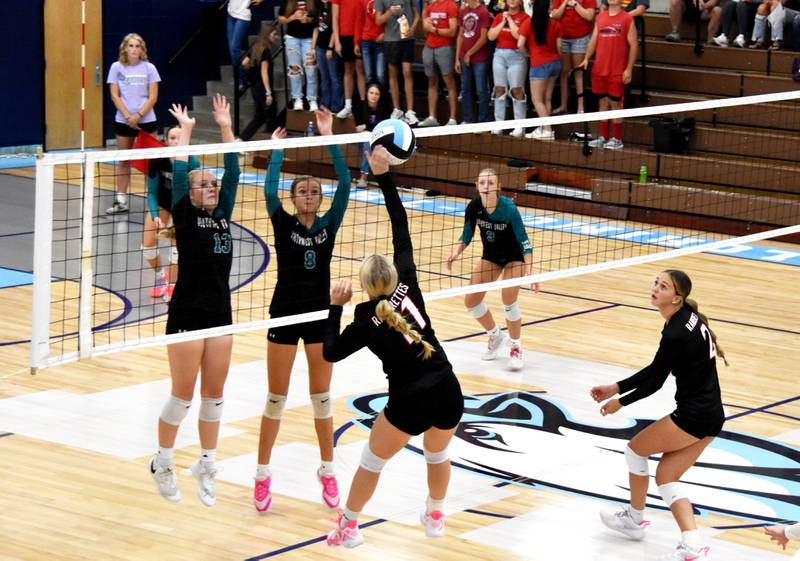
[375,300,434,360]
[685,297,728,366]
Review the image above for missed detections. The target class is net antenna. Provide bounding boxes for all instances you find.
[31,91,800,371]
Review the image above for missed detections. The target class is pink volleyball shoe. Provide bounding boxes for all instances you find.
[317,468,341,509]
[253,476,272,513]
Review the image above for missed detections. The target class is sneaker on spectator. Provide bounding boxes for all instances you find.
[658,543,710,561]
[150,271,169,299]
[526,127,555,141]
[482,330,507,361]
[390,108,404,120]
[588,135,606,148]
[356,177,368,189]
[508,344,524,370]
[665,31,681,42]
[149,455,181,502]
[106,201,128,215]
[509,127,524,138]
[253,475,272,513]
[293,98,304,111]
[605,138,624,150]
[418,116,439,127]
[445,118,458,126]
[404,110,419,126]
[317,468,340,509]
[336,106,353,119]
[420,510,446,537]
[190,460,217,507]
[491,128,504,135]
[327,514,364,548]
[734,33,746,47]
[599,507,649,541]
[309,100,319,112]
[713,33,729,47]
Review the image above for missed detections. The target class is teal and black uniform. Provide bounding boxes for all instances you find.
[323,172,463,435]
[146,155,201,218]
[166,154,240,334]
[460,195,532,266]
[264,145,351,344]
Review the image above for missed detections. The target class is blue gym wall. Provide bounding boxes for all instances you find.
[0,1,44,148]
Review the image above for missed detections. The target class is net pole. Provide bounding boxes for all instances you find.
[30,153,55,374]
[78,153,96,358]
[80,0,86,153]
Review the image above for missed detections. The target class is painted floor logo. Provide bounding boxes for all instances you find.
[347,390,800,524]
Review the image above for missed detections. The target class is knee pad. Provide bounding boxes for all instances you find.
[624,446,649,476]
[423,447,449,464]
[467,303,488,318]
[310,392,333,419]
[169,246,179,265]
[199,396,224,422]
[658,481,689,507]
[160,395,192,426]
[503,302,521,322]
[263,393,287,420]
[359,443,388,473]
[142,245,158,262]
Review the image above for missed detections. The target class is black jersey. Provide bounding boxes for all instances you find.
[323,172,454,397]
[460,195,532,263]
[617,305,724,424]
[167,154,240,325]
[264,146,351,317]
[146,155,201,217]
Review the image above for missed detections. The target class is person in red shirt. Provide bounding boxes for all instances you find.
[418,0,459,126]
[488,0,531,137]
[579,0,637,150]
[518,0,562,140]
[333,0,367,118]
[550,0,596,115]
[354,0,386,88]
[455,0,492,123]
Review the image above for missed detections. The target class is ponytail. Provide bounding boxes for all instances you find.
[685,298,728,366]
[375,300,435,360]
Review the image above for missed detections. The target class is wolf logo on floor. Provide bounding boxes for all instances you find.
[348,391,800,523]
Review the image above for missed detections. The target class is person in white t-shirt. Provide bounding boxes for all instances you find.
[228,0,263,93]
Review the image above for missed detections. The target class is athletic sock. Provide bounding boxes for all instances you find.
[319,460,335,476]
[256,464,271,480]
[426,496,445,513]
[157,447,174,468]
[200,448,216,467]
[487,325,501,337]
[629,506,644,524]
[341,507,360,527]
[682,529,701,546]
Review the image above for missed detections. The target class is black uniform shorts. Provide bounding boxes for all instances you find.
[267,318,327,345]
[482,252,525,268]
[384,373,464,436]
[114,120,158,138]
[166,309,232,335]
[670,409,724,439]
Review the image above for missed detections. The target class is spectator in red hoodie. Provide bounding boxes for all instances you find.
[355,0,387,88]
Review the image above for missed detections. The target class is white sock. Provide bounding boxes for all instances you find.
[345,98,352,108]
[681,529,701,546]
[319,460,335,476]
[157,447,174,467]
[200,448,216,465]
[509,338,521,348]
[255,464,271,480]
[426,496,445,513]
[341,507,360,526]
[487,325,500,337]
[115,192,128,204]
[628,506,644,524]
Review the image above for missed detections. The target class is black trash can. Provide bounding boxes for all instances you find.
[648,117,695,154]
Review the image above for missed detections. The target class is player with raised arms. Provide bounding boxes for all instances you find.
[323,145,464,548]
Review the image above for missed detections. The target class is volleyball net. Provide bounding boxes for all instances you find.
[31,90,800,370]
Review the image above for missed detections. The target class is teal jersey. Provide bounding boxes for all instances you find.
[460,195,532,263]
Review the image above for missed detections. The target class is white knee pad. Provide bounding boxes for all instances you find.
[658,481,689,507]
[263,393,287,420]
[624,446,649,476]
[503,302,521,322]
[359,443,388,473]
[310,392,333,419]
[142,245,158,262]
[160,395,192,426]
[169,246,179,265]
[467,303,488,318]
[199,396,224,422]
[423,447,449,464]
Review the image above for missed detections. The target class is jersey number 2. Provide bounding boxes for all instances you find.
[700,324,717,360]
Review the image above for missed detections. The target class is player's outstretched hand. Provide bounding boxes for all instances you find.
[330,279,353,306]
[316,106,334,136]
[212,94,232,129]
[366,145,391,176]
[168,104,195,128]
[271,127,287,140]
[599,398,622,416]
[590,384,618,403]
[764,526,789,550]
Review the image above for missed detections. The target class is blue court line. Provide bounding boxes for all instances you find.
[0,432,13,439]
[226,170,800,268]
[244,518,386,560]
[0,231,34,239]
[723,403,800,423]
[725,395,800,422]
[0,268,34,289]
[464,508,515,520]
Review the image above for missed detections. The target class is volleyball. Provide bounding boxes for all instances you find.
[370,118,416,165]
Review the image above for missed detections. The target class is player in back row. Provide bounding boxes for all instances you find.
[447,168,538,371]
